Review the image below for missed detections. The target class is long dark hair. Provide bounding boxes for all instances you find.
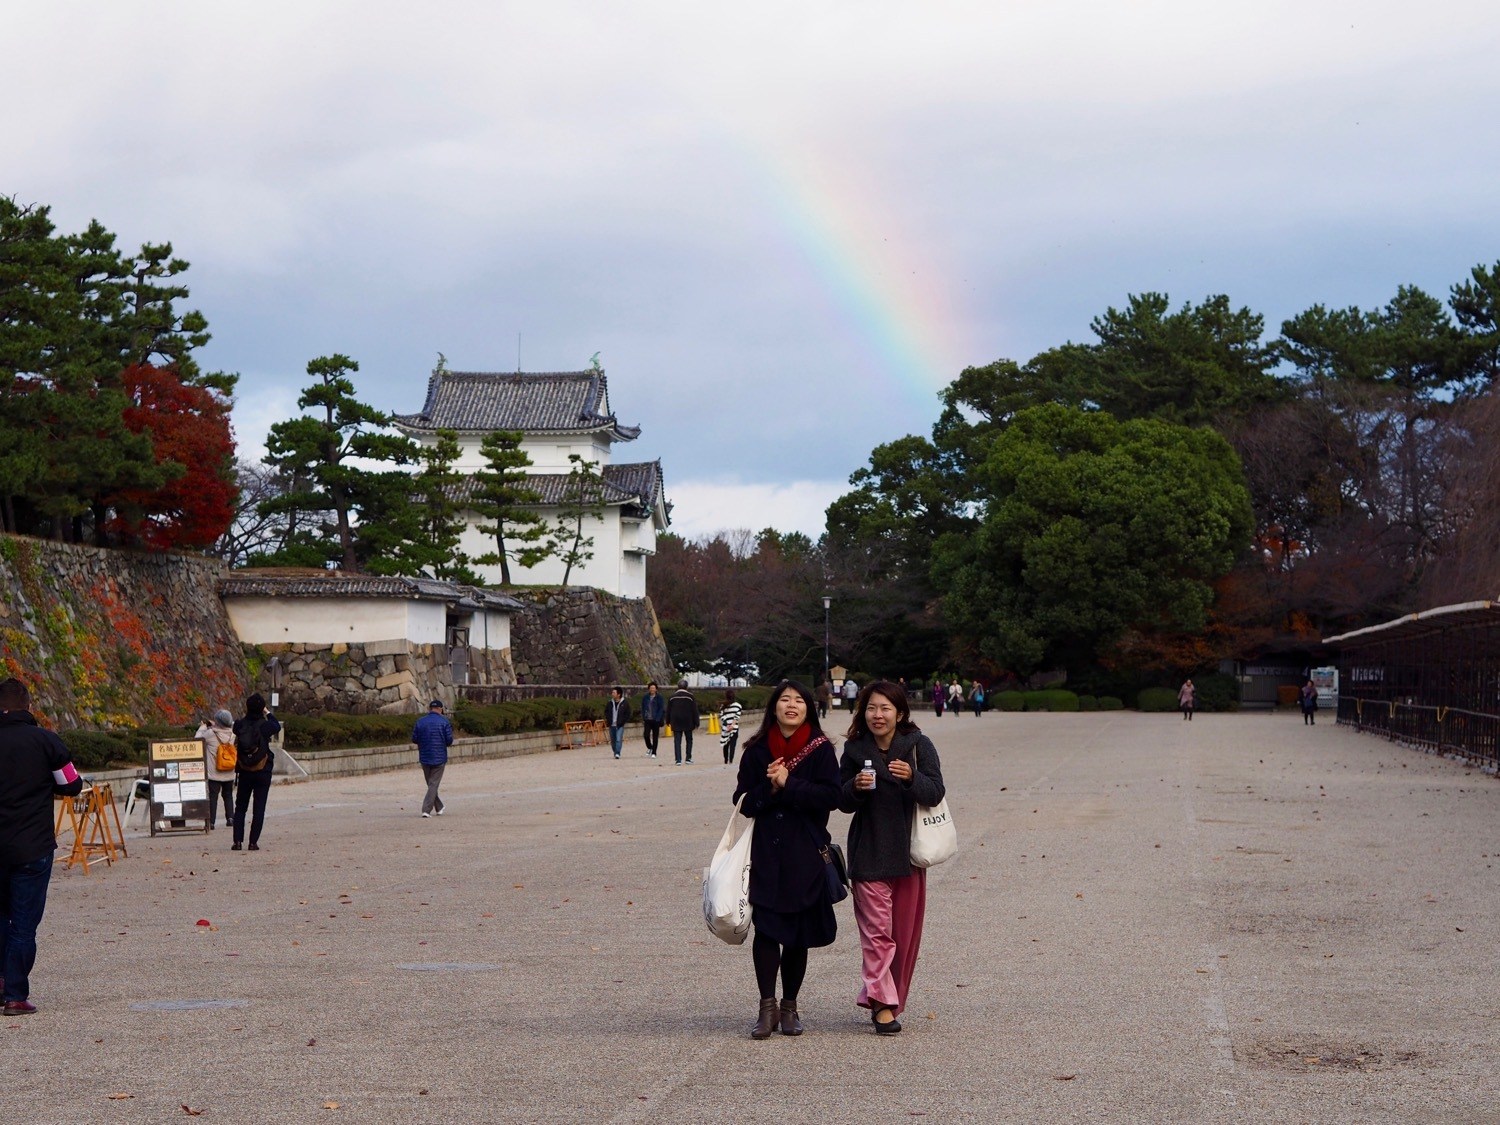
[845,680,920,742]
[744,679,822,750]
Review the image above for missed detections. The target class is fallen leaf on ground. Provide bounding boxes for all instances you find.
[182,1106,203,1116]
[107,1093,134,1100]
[323,1101,341,1109]
[1053,1074,1076,1081]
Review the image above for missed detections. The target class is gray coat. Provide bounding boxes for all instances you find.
[837,729,946,881]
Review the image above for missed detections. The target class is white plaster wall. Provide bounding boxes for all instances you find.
[471,608,511,652]
[406,600,448,644]
[619,553,646,598]
[224,597,409,644]
[447,434,613,474]
[460,506,628,594]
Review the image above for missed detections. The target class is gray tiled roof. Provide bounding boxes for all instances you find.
[450,473,639,508]
[603,461,667,515]
[218,572,524,611]
[392,370,641,441]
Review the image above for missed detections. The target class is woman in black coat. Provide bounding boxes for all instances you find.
[732,679,841,1039]
[838,680,945,1034]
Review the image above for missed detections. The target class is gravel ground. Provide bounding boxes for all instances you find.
[10,710,1498,1123]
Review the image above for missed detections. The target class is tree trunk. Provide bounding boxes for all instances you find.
[498,530,512,585]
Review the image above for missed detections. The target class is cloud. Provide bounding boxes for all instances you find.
[665,478,846,541]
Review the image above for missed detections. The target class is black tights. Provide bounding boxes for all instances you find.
[752,934,808,1002]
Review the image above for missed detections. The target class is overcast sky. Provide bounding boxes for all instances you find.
[10,2,1500,538]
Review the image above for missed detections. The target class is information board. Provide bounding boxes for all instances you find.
[148,739,211,836]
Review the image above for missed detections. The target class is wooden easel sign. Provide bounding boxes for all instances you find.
[148,739,211,836]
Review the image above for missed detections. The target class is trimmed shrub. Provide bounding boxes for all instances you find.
[1077,694,1099,712]
[1023,689,1080,712]
[1098,696,1124,710]
[1136,687,1180,712]
[1192,673,1239,713]
[60,729,133,770]
[995,691,1025,712]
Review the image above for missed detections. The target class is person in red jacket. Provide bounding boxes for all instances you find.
[0,677,84,1016]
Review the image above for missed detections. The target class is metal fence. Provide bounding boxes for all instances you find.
[1337,695,1500,769]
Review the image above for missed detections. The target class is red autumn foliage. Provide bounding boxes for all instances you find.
[105,364,237,549]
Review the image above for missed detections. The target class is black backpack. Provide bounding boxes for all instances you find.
[235,722,270,772]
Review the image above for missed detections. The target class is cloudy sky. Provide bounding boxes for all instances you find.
[10,2,1500,538]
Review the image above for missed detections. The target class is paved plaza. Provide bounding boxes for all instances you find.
[12,710,1499,1122]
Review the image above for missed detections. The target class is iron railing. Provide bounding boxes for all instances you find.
[1338,695,1500,769]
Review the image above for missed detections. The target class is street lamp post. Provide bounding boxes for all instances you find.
[822,595,832,697]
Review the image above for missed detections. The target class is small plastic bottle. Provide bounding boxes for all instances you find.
[863,759,876,789]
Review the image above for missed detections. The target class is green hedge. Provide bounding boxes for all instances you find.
[55,688,780,763]
[1098,696,1124,711]
[1077,694,1098,711]
[995,691,1025,712]
[1191,673,1239,712]
[1136,687,1180,712]
[1023,689,1080,712]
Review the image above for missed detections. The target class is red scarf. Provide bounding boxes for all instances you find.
[768,723,813,763]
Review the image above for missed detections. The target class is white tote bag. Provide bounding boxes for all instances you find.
[908,743,958,868]
[703,795,755,944]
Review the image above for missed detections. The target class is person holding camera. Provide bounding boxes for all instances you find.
[231,693,281,852]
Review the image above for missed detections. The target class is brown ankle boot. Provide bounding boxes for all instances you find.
[779,999,803,1036]
[751,997,779,1039]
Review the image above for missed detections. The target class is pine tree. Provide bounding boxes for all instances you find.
[469,430,546,585]
[260,354,418,572]
[549,453,606,586]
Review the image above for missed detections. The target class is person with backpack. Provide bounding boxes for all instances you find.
[968,682,985,717]
[194,709,237,830]
[230,694,281,852]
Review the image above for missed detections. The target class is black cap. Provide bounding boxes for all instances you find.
[429,699,444,710]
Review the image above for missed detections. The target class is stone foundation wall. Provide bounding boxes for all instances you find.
[509,590,674,685]
[0,534,250,728]
[250,640,515,716]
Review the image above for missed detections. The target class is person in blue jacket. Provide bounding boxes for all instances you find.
[412,699,454,817]
[640,682,666,758]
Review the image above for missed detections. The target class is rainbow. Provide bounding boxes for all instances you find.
[746,138,973,413]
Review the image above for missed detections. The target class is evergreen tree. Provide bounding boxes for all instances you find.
[549,453,605,586]
[469,429,546,585]
[261,354,418,572]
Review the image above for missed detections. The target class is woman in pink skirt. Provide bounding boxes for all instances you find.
[837,680,946,1034]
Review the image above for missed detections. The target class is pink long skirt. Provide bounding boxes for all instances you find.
[852,868,927,1016]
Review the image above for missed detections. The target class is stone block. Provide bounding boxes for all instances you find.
[375,670,411,690]
[332,642,347,656]
[363,639,408,658]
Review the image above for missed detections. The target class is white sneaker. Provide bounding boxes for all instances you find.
[421,812,431,818]
[436,808,445,816]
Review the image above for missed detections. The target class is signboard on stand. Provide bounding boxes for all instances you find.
[148,739,211,836]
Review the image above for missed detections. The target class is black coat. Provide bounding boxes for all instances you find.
[666,689,699,730]
[733,734,841,912]
[0,710,85,865]
[838,729,946,881]
[605,697,631,728]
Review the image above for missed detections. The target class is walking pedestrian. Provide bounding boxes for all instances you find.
[842,678,858,712]
[815,680,831,719]
[194,709,236,830]
[231,694,281,851]
[733,679,841,1039]
[838,680,946,1034]
[1178,679,1196,721]
[930,681,945,718]
[412,699,454,816]
[0,677,85,1016]
[968,682,985,717]
[605,687,630,758]
[641,682,665,757]
[667,680,699,764]
[720,689,742,765]
[1300,679,1318,726]
[947,680,963,714]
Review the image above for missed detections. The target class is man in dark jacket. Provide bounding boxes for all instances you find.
[412,699,454,817]
[665,681,700,765]
[0,677,85,1016]
[640,682,666,758]
[605,687,630,759]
